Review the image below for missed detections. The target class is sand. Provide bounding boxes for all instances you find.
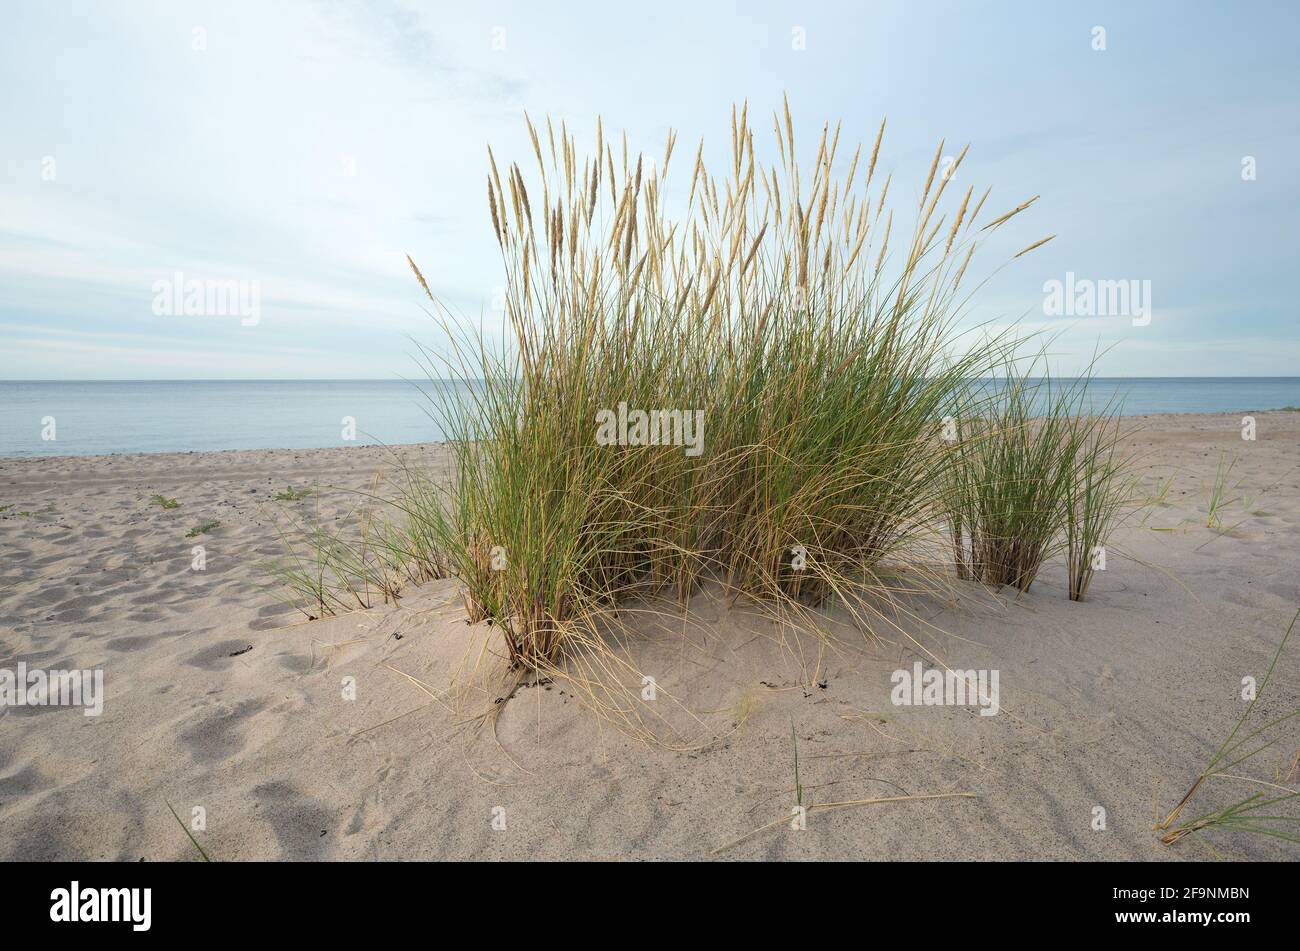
[1,413,1297,861]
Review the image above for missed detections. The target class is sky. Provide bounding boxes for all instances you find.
[1,0,1298,379]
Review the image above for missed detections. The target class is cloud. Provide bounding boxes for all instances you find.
[2,0,1298,378]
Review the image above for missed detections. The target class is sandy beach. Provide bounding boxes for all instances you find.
[2,412,1297,861]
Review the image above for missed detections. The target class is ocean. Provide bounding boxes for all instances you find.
[2,378,1298,457]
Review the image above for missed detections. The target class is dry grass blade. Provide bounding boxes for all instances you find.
[1155,607,1300,847]
[407,254,434,302]
[710,791,976,855]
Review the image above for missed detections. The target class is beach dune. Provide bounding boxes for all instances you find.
[1,413,1297,860]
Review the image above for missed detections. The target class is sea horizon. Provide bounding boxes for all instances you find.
[3,377,1298,458]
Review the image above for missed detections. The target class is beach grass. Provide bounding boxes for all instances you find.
[399,101,1053,674]
[1205,451,1240,529]
[1156,608,1300,848]
[276,102,1135,718]
[792,718,804,808]
[1137,474,1174,527]
[165,801,212,862]
[272,486,312,502]
[944,359,1131,598]
[268,476,445,619]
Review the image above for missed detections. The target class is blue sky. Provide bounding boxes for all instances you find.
[1,0,1297,379]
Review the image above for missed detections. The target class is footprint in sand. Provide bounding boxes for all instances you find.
[184,640,262,671]
[178,699,267,764]
[250,780,335,859]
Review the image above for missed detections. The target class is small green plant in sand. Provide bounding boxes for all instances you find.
[1239,491,1267,517]
[271,517,401,616]
[1155,608,1300,851]
[0,504,11,513]
[1137,474,1174,527]
[186,521,220,538]
[150,494,180,510]
[14,503,56,518]
[1205,451,1240,529]
[269,471,444,619]
[272,486,313,502]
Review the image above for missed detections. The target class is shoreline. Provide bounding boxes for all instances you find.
[3,409,1298,463]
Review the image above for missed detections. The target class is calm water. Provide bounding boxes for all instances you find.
[0,380,469,457]
[2,378,1298,457]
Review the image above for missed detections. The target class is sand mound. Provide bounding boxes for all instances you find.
[2,415,1297,860]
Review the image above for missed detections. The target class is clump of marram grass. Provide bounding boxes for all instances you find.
[403,98,1053,679]
[944,357,1133,598]
[945,368,1079,592]
[1063,409,1134,601]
